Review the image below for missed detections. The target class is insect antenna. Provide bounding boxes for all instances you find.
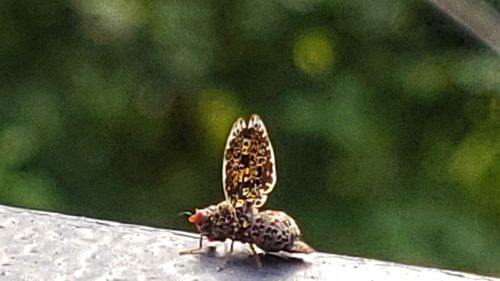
[178,210,194,217]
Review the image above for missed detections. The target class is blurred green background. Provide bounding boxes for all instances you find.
[1,0,500,276]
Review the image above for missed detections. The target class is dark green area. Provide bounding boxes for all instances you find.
[1,0,500,276]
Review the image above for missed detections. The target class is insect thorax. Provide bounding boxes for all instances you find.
[232,200,259,243]
[196,201,237,242]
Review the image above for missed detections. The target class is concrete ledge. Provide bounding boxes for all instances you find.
[426,0,500,53]
[0,204,498,281]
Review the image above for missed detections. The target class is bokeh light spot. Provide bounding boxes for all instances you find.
[455,55,500,95]
[0,170,60,209]
[293,29,336,76]
[0,125,39,168]
[20,92,63,146]
[150,2,215,81]
[198,89,240,147]
[449,133,496,187]
[401,60,450,99]
[72,63,131,123]
[76,0,142,43]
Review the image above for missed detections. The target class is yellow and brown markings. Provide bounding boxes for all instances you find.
[223,114,276,208]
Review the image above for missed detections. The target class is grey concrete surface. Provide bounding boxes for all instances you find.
[0,204,498,281]
[426,0,500,54]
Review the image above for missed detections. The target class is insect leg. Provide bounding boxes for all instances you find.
[249,244,262,268]
[229,240,235,254]
[249,244,258,255]
[179,235,204,255]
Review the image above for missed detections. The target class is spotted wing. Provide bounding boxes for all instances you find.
[222,114,277,208]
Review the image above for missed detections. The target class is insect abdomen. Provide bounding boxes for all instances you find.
[250,210,313,253]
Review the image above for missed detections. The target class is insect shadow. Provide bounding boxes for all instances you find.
[195,243,312,276]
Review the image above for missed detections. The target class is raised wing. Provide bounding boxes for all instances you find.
[222,114,277,208]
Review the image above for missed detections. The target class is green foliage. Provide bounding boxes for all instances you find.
[1,0,500,276]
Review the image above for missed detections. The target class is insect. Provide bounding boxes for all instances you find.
[179,114,313,258]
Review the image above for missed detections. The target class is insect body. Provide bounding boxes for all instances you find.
[180,114,313,256]
[251,209,312,253]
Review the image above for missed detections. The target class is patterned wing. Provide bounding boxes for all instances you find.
[222,114,277,208]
